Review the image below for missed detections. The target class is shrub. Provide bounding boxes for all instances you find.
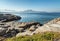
[5,32,60,41]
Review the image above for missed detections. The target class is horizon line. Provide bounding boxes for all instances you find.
[0,9,60,12]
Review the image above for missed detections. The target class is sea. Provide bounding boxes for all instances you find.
[13,13,60,24]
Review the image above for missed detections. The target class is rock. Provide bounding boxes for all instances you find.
[33,17,60,34]
[53,38,60,41]
[18,22,41,29]
[47,17,60,24]
[15,28,24,32]
[0,27,7,36]
[16,22,41,37]
[0,14,21,22]
[29,25,37,31]
[36,24,40,27]
[3,29,19,37]
[0,21,41,37]
[16,31,33,37]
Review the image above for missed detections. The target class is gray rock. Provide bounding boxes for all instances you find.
[0,21,41,37]
[0,14,21,22]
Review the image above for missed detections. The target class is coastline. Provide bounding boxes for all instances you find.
[0,14,60,41]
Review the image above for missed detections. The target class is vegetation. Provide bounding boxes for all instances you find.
[5,32,60,41]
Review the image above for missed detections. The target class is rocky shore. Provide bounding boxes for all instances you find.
[0,14,60,41]
[0,14,42,38]
[0,21,41,37]
[0,14,21,22]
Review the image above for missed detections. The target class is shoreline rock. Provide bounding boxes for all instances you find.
[33,17,60,34]
[0,21,41,37]
[0,14,21,22]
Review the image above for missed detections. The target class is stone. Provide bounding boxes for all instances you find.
[16,31,32,37]
[15,28,24,32]
[29,25,36,31]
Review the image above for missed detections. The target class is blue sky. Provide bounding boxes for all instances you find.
[0,0,60,12]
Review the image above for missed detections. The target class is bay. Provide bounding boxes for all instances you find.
[14,13,60,24]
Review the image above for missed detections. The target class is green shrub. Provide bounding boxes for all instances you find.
[5,32,60,41]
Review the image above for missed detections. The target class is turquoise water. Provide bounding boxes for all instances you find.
[14,13,60,24]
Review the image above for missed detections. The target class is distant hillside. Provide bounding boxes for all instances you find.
[0,10,60,16]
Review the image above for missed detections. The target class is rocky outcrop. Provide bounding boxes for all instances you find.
[46,17,60,24]
[0,14,21,22]
[33,17,60,34]
[0,21,41,37]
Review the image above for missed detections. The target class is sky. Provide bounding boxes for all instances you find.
[0,0,60,12]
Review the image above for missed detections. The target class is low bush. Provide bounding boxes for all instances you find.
[5,32,60,41]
